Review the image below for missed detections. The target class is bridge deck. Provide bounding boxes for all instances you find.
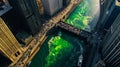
[57,22,81,35]
[57,22,91,38]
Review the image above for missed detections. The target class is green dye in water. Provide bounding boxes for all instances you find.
[45,36,73,67]
[29,30,85,67]
[65,0,92,31]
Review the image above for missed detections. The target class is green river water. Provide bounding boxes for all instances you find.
[65,0,100,32]
[29,30,85,67]
[66,0,91,30]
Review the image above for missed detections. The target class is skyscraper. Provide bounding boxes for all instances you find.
[95,0,120,32]
[101,13,120,67]
[0,18,23,63]
[6,0,42,35]
[41,0,63,16]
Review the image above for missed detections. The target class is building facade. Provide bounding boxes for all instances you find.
[0,18,23,63]
[101,13,120,67]
[95,0,120,32]
[41,0,63,16]
[5,0,42,35]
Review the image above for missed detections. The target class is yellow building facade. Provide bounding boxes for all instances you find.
[0,18,23,63]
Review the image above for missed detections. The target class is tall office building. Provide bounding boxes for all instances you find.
[41,0,63,16]
[101,13,120,67]
[96,0,120,32]
[0,18,23,63]
[3,0,42,35]
[103,0,120,30]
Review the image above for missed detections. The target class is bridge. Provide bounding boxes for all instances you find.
[57,21,81,35]
[57,22,91,38]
